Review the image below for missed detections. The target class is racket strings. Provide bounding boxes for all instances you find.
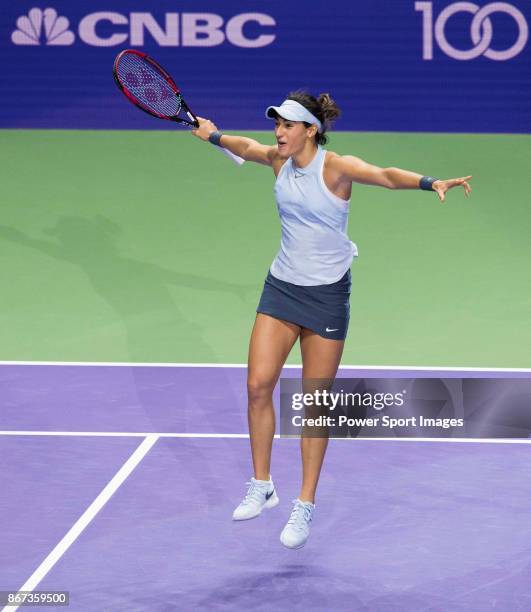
[116,54,182,117]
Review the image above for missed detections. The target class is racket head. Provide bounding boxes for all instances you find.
[113,49,199,127]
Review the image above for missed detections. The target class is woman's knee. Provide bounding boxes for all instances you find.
[247,376,276,407]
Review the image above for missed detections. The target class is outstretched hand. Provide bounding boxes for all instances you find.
[191,116,218,142]
[432,176,473,202]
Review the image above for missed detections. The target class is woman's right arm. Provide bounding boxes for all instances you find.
[191,117,275,167]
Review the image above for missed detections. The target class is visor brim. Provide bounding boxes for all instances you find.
[265,105,305,122]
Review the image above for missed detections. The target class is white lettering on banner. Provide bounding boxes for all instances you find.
[181,13,225,47]
[130,13,179,46]
[415,2,528,60]
[79,12,128,47]
[12,9,276,48]
[226,13,276,48]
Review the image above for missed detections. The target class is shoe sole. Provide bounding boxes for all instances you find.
[280,538,306,550]
[232,492,279,521]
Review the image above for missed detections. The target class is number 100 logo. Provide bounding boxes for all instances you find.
[415,1,528,60]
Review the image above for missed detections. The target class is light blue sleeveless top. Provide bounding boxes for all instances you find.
[270,145,358,286]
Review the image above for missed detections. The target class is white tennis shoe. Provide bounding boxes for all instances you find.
[232,477,279,521]
[280,498,315,549]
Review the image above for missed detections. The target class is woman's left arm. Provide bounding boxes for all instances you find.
[331,155,473,202]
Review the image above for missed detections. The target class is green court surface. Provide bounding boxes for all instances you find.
[1,129,529,367]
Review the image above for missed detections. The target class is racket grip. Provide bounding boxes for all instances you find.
[219,147,245,166]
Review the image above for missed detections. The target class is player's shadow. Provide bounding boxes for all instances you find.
[0,218,254,440]
[0,216,254,358]
[142,564,371,611]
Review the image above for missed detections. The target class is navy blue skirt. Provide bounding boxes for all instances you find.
[256,269,351,340]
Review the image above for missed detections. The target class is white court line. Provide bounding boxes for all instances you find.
[0,361,530,372]
[1,434,158,612]
[0,431,249,438]
[0,430,530,444]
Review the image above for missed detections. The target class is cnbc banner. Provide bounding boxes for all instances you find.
[1,1,530,132]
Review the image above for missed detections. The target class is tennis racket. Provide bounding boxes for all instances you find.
[113,49,244,166]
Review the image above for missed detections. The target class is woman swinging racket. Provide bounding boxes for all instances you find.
[192,91,472,549]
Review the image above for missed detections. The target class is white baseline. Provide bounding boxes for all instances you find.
[0,431,529,445]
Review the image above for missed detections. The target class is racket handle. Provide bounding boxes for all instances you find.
[219,146,245,166]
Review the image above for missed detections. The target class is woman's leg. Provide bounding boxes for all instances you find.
[247,313,300,480]
[299,329,345,503]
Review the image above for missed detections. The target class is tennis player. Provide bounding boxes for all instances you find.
[192,91,472,549]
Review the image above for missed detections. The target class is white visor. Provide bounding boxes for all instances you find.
[265,99,323,133]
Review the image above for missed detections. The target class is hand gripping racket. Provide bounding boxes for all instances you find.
[113,49,244,166]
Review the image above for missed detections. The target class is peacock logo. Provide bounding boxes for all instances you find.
[11,7,75,45]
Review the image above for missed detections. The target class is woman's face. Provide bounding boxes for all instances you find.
[274,116,315,158]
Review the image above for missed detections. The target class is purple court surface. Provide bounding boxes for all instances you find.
[1,363,531,611]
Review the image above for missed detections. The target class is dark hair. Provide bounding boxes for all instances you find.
[287,90,341,145]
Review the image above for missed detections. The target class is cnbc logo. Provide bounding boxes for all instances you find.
[11,7,276,47]
[12,8,74,45]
